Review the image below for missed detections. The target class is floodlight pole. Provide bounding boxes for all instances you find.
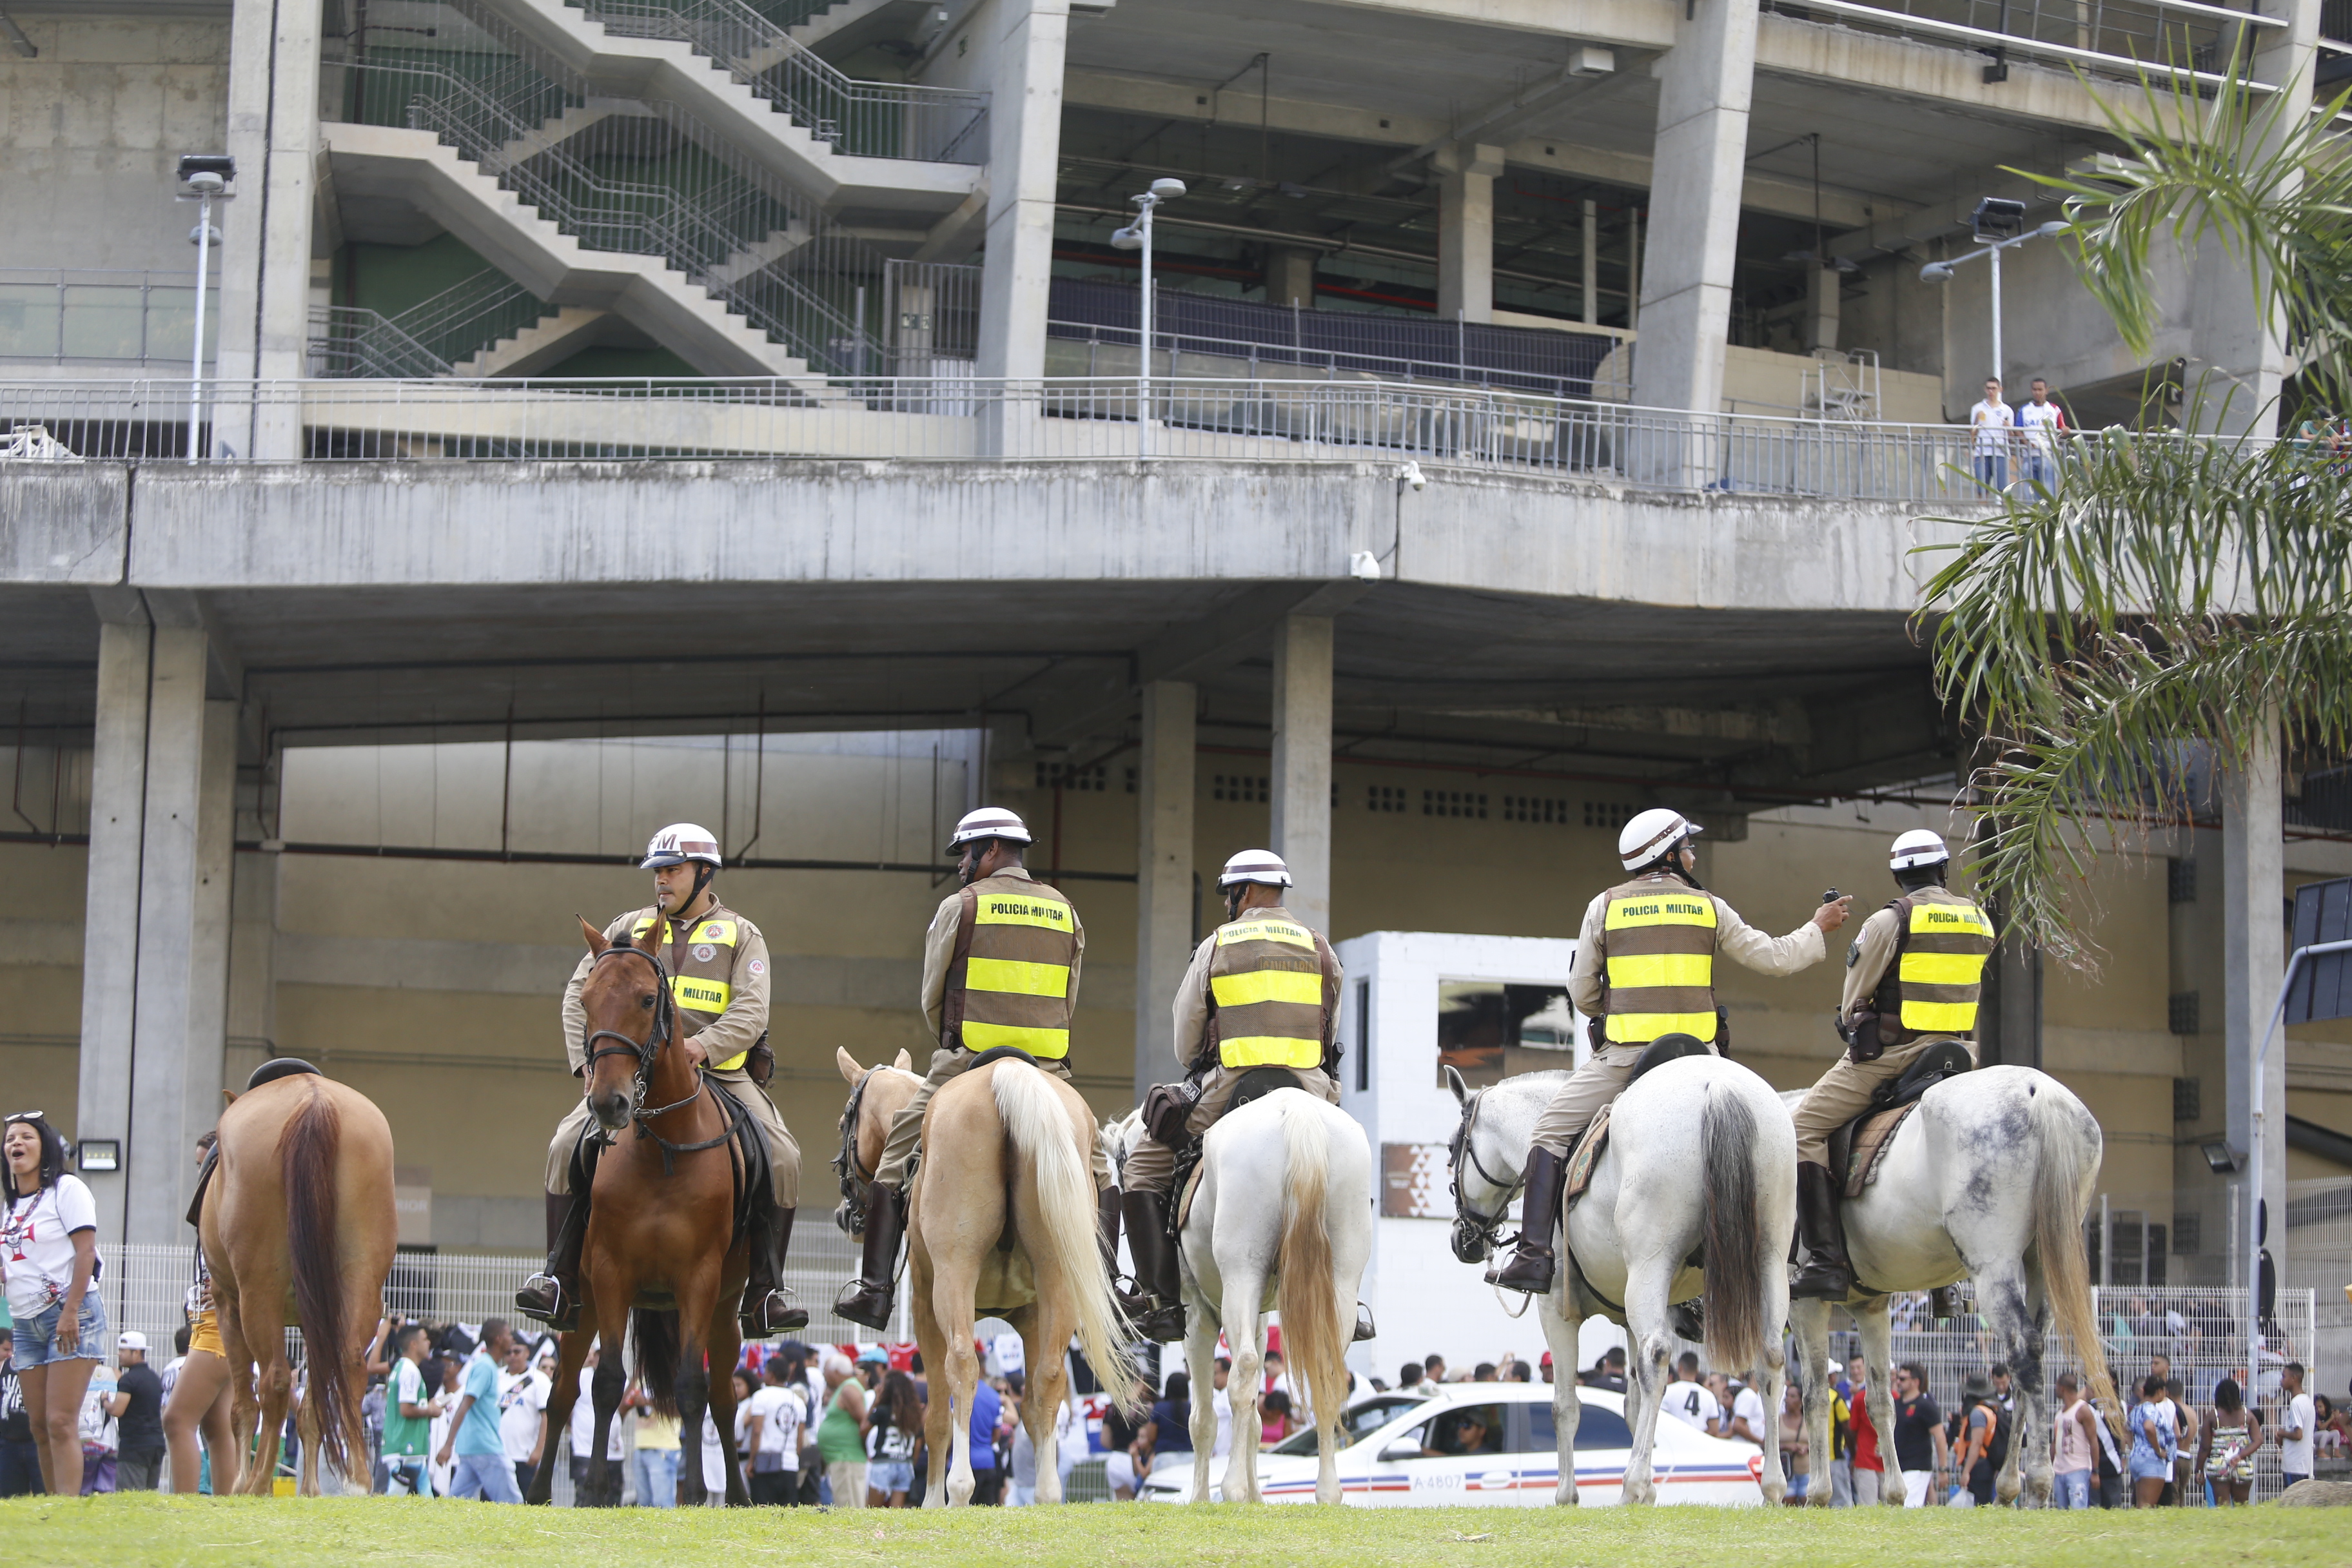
[1918,218,2066,387]
[1137,193,1157,458]
[2244,936,2352,1386]
[189,182,217,464]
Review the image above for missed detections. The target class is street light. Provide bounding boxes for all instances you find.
[177,154,236,464]
[1917,197,2069,387]
[1110,176,1185,457]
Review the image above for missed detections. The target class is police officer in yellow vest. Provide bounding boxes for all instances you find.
[1122,850,1364,1344]
[1789,829,1995,1299]
[833,807,1120,1331]
[515,823,806,1336]
[1491,808,1850,1297]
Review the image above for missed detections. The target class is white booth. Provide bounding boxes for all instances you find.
[1334,931,1625,1383]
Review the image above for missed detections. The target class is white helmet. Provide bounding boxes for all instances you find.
[640,822,722,870]
[947,806,1032,852]
[1217,848,1293,889]
[1617,807,1700,872]
[1889,828,1950,871]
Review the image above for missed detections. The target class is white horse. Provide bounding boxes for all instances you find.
[1778,1066,2117,1507]
[1447,1057,1796,1505]
[1108,1090,1372,1505]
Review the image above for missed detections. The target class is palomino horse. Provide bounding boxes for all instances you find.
[533,921,752,1507]
[1779,1068,2117,1507]
[1448,1057,1796,1505]
[838,1047,1139,1506]
[200,1066,397,1496]
[1106,1089,1371,1505]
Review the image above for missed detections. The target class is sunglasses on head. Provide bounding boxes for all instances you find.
[4,1112,44,1126]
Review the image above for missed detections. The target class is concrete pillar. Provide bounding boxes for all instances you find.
[1267,246,1318,310]
[1269,615,1334,933]
[77,605,240,1246]
[1434,143,1505,326]
[1981,934,2042,1069]
[1806,266,1840,356]
[1631,0,1760,413]
[975,0,1068,388]
[1133,681,1197,1103]
[2222,724,2286,1273]
[2186,0,2320,436]
[217,0,321,458]
[1582,200,1600,326]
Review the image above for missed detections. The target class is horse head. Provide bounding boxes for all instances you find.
[576,916,670,1135]
[1444,1066,1514,1264]
[829,1046,922,1236]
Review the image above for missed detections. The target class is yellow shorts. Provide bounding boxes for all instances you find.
[189,1311,224,1359]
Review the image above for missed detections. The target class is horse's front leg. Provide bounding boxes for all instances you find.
[1538,1288,1583,1506]
[586,1307,629,1507]
[707,1263,750,1508]
[531,1329,593,1505]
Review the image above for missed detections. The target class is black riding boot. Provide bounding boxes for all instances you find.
[1790,1161,1856,1300]
[1101,1188,1151,1318]
[1490,1147,1567,1295]
[1121,1190,1186,1343]
[832,1181,905,1331]
[740,1204,810,1338]
[516,1190,587,1331]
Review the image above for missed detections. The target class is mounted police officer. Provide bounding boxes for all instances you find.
[515,823,806,1336]
[832,807,1122,1331]
[1490,808,1850,1297]
[1122,850,1377,1344]
[1789,829,1995,1299]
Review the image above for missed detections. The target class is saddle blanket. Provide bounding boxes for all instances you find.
[1845,1101,1918,1200]
[1563,1102,1614,1210]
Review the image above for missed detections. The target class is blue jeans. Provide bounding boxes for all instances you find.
[1974,453,2009,491]
[449,1451,522,1502]
[2053,1469,2091,1509]
[10,1293,108,1367]
[2021,451,2055,489]
[381,1455,431,1496]
[634,1446,679,1507]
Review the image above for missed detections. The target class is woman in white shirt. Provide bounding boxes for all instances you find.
[3,1113,109,1495]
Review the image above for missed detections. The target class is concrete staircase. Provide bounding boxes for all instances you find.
[326,121,843,393]
[784,0,938,59]
[450,307,620,377]
[470,0,982,214]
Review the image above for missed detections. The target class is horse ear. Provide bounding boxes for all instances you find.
[222,1088,240,1106]
[836,1046,865,1085]
[578,916,609,955]
[892,1048,914,1072]
[1444,1064,1470,1106]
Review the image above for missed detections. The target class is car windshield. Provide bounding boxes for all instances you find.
[1269,1395,1427,1457]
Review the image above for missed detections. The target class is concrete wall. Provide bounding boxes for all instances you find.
[0,15,232,275]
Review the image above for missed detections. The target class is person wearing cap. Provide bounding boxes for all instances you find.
[1119,848,1361,1343]
[109,1331,164,1491]
[1788,828,1995,1300]
[516,822,805,1337]
[834,807,1117,1330]
[1491,808,1850,1298]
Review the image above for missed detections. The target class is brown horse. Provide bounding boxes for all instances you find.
[200,1068,397,1496]
[840,1047,1139,1506]
[533,920,751,1507]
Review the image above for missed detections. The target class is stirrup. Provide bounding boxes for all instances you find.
[1138,1301,1186,1344]
[1670,1300,1704,1342]
[1352,1304,1377,1343]
[1487,1244,1555,1296]
[516,1273,580,1333]
[742,1288,808,1337]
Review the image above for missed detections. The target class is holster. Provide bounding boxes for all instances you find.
[745,1032,775,1088]
[1845,1010,1887,1064]
[1586,1015,1607,1052]
[1142,1080,1202,1148]
[1714,1005,1732,1059]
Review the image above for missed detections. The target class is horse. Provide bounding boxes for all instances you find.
[1447,1056,1795,1506]
[830,1044,919,1243]
[836,1047,1139,1507]
[199,1065,397,1496]
[531,919,752,1508]
[1105,1088,1371,1505]
[1778,1066,2117,1507]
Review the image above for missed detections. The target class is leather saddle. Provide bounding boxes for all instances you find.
[185,1059,326,1226]
[1625,1032,1712,1087]
[965,1044,1040,1072]
[1828,1041,1974,1197]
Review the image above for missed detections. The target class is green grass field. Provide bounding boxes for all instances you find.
[5,1494,2340,1567]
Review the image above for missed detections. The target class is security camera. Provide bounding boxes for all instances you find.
[1148,177,1188,201]
[1396,459,1426,491]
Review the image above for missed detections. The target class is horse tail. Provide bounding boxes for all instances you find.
[993,1063,1140,1412]
[1699,1081,1767,1376]
[631,1309,683,1419]
[282,1089,364,1476]
[2028,1083,2121,1438]
[1273,1095,1348,1445]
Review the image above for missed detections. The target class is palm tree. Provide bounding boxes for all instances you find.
[1920,73,2352,963]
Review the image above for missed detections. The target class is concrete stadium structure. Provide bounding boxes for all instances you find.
[1,0,2347,1348]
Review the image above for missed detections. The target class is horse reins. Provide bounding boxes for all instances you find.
[1447,1088,1526,1257]
[582,943,733,1172]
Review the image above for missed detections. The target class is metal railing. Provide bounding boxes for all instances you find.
[1766,0,2278,86]
[331,29,887,377]
[0,270,219,369]
[309,270,549,378]
[572,0,989,164]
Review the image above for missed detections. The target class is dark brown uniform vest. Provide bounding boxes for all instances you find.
[943,872,1079,1059]
[1869,886,1996,1047]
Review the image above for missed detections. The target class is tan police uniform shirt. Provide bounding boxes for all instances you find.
[1563,880,1827,1018]
[1838,905,1905,1030]
[919,864,1088,1043]
[1166,922,1345,1075]
[561,902,774,1075]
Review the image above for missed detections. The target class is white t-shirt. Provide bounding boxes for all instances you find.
[497,1367,551,1464]
[1726,1386,1769,1447]
[1661,1379,1721,1435]
[1970,398,2015,455]
[2,1175,103,1318]
[2017,397,2064,451]
[2281,1391,2317,1473]
[80,1365,119,1451]
[569,1367,626,1461]
[744,1384,801,1464]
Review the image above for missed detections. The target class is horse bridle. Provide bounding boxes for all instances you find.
[582,943,729,1162]
[1447,1086,1525,1262]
